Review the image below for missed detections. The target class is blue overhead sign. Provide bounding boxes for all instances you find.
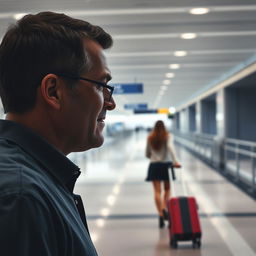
[112,83,143,94]
[134,109,157,114]
[124,103,148,110]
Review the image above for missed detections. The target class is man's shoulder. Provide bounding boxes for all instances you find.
[0,137,40,171]
[0,138,53,198]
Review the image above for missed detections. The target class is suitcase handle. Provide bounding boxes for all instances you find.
[166,162,176,180]
[169,164,188,198]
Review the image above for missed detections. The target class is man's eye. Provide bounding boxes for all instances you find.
[94,84,103,91]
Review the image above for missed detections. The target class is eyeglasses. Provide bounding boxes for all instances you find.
[56,73,114,101]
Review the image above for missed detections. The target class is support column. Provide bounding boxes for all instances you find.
[216,89,226,137]
[195,101,202,133]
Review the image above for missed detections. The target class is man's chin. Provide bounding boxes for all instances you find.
[89,135,104,149]
[72,136,104,152]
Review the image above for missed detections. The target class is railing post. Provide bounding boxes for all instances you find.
[251,146,256,194]
[235,142,240,182]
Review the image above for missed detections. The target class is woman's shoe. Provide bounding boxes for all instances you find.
[159,216,165,228]
[163,209,169,220]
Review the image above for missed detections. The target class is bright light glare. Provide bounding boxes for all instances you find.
[91,233,99,243]
[96,218,105,227]
[13,13,27,20]
[101,208,110,217]
[107,195,116,206]
[174,51,187,57]
[112,185,120,195]
[181,33,197,39]
[169,107,176,114]
[165,73,175,78]
[216,113,224,121]
[163,80,171,85]
[189,8,209,15]
[169,64,180,69]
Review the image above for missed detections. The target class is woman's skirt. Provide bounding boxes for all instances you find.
[145,162,171,181]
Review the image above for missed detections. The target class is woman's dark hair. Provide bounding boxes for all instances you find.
[148,120,169,150]
[0,11,113,113]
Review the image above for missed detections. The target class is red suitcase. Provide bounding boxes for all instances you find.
[167,166,202,248]
[167,196,202,248]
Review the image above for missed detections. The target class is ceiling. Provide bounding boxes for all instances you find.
[0,0,256,115]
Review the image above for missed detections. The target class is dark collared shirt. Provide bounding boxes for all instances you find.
[0,120,98,256]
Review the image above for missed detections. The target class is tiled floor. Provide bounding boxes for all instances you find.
[74,131,256,256]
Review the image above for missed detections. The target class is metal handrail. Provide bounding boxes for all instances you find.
[174,131,256,192]
[225,145,256,158]
[225,137,256,147]
[224,137,256,193]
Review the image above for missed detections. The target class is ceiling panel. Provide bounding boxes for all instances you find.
[0,0,256,114]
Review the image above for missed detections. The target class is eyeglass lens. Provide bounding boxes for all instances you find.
[103,88,112,101]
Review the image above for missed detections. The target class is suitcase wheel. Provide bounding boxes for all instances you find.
[170,239,178,249]
[192,239,201,249]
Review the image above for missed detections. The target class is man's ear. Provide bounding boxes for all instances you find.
[40,74,62,110]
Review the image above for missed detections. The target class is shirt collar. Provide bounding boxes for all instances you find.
[0,119,80,192]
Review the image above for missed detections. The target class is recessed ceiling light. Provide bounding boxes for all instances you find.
[189,8,209,15]
[174,51,187,57]
[169,64,180,69]
[181,33,197,39]
[169,107,176,114]
[163,80,171,85]
[165,73,175,78]
[13,13,27,20]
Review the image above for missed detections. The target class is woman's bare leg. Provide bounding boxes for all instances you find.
[152,181,163,216]
[163,180,170,209]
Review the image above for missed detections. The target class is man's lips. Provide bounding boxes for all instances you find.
[97,117,105,122]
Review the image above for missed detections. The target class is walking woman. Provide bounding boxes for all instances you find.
[145,120,181,228]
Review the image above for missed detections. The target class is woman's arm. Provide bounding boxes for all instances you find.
[145,138,151,158]
[167,136,181,167]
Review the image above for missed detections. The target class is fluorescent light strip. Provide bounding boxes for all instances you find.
[61,5,256,16]
[191,48,256,55]
[181,33,197,39]
[169,64,180,69]
[174,51,187,57]
[113,33,179,40]
[189,8,209,15]
[109,62,237,70]
[110,64,167,69]
[0,5,256,20]
[107,49,256,58]
[112,30,256,40]
[67,7,189,16]
[108,51,170,57]
[200,31,256,37]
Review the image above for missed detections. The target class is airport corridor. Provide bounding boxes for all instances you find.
[74,132,256,256]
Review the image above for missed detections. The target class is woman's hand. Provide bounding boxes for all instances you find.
[174,162,181,168]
